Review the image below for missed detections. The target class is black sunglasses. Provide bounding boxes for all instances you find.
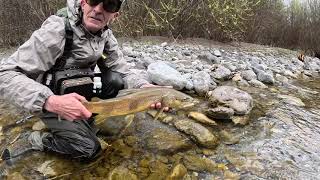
[86,0,122,13]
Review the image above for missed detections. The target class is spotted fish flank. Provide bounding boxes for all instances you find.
[83,88,197,125]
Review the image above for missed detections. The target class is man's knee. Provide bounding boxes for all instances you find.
[74,136,101,159]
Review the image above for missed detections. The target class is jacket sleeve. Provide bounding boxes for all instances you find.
[0,15,66,113]
[101,31,150,89]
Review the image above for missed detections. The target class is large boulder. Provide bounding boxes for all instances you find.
[208,86,253,115]
[147,62,187,90]
[192,71,212,96]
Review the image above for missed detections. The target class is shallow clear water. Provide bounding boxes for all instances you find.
[0,77,319,179]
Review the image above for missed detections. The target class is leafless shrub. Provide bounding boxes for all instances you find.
[0,0,319,55]
[0,0,64,46]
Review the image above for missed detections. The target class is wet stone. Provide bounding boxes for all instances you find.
[145,128,193,154]
[136,167,150,179]
[36,160,56,178]
[205,106,234,120]
[167,164,188,180]
[224,170,240,180]
[174,119,219,148]
[277,94,305,107]
[98,115,132,136]
[232,115,250,125]
[187,111,217,126]
[183,155,216,173]
[143,160,170,180]
[248,79,268,89]
[108,166,138,180]
[112,139,134,158]
[124,136,139,147]
[32,121,46,131]
[208,86,253,115]
[147,110,168,121]
[7,172,26,180]
[219,130,240,145]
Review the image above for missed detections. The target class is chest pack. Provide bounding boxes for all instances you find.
[42,7,94,99]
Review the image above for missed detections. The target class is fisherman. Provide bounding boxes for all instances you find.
[0,0,167,161]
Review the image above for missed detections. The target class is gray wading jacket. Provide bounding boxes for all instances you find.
[0,0,149,114]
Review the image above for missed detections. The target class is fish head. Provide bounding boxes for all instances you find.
[162,91,199,109]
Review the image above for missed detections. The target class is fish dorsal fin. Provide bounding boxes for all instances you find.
[116,87,170,97]
[116,88,141,97]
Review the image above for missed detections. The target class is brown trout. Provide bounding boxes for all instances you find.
[83,88,197,124]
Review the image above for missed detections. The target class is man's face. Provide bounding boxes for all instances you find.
[81,0,119,33]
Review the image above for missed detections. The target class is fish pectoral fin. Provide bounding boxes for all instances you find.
[154,107,165,121]
[91,113,99,117]
[94,114,108,125]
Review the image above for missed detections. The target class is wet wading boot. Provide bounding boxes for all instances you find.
[1,131,45,161]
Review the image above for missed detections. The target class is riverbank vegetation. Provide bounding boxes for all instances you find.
[0,0,319,55]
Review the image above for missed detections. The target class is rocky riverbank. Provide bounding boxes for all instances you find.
[0,37,319,179]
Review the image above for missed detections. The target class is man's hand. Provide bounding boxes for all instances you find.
[140,83,173,111]
[44,93,92,121]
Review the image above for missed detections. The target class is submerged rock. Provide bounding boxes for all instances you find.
[136,113,193,154]
[187,112,217,126]
[183,155,216,173]
[277,94,305,107]
[232,115,250,125]
[248,79,268,89]
[167,164,188,180]
[98,115,133,136]
[219,130,240,145]
[108,166,138,180]
[32,121,46,131]
[174,119,218,148]
[36,160,56,177]
[145,128,193,154]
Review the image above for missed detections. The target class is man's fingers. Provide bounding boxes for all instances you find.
[81,107,92,119]
[156,102,162,109]
[150,104,156,109]
[150,103,169,111]
[70,93,87,102]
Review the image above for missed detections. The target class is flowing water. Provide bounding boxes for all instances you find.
[0,77,319,180]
